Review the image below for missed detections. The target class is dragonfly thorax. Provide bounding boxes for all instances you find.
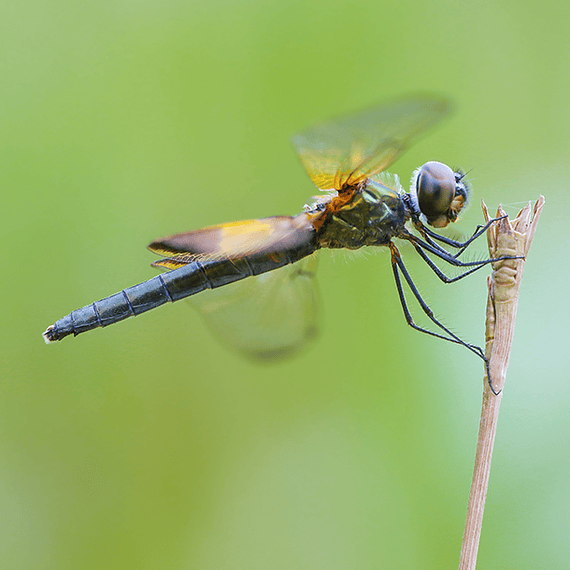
[316,180,407,250]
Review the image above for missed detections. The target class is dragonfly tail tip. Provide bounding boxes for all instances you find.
[43,326,58,344]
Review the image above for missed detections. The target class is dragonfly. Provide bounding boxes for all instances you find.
[43,95,513,393]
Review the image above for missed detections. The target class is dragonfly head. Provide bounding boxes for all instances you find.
[409,161,469,228]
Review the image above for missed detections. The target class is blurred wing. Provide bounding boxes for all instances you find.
[292,95,451,191]
[148,214,314,268]
[189,254,320,360]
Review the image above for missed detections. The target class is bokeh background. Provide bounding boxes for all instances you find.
[2,0,568,568]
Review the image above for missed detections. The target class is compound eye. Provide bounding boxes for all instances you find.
[416,161,456,227]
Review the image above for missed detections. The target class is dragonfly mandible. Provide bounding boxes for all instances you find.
[43,95,512,393]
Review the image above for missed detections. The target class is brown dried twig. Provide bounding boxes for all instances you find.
[458,196,545,570]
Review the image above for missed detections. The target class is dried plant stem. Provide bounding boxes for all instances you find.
[458,196,545,570]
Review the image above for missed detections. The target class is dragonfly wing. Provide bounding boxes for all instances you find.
[148,214,314,266]
[189,254,320,360]
[292,95,451,190]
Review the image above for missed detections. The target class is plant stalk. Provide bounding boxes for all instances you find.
[458,196,545,570]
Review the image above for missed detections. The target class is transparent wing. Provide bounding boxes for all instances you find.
[148,215,314,268]
[292,95,451,190]
[189,254,320,360]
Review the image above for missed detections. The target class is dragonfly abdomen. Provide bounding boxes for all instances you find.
[43,239,316,343]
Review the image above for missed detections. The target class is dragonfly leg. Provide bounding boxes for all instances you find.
[450,215,509,258]
[405,233,523,269]
[389,243,499,394]
[410,216,507,262]
[410,241,492,284]
[415,215,507,251]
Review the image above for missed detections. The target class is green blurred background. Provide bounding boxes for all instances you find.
[1,0,568,568]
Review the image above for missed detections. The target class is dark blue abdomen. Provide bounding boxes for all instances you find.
[43,240,316,342]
